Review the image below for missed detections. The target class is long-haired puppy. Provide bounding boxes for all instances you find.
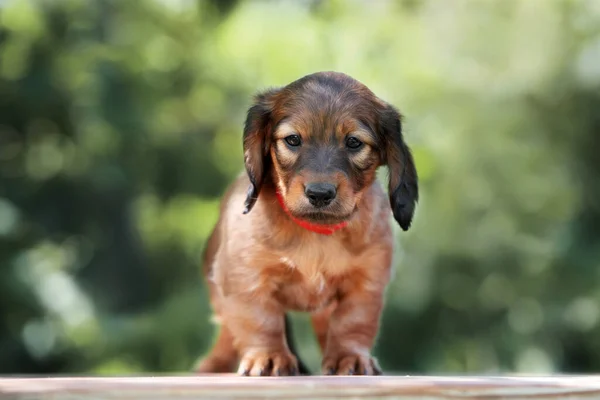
[196,71,418,376]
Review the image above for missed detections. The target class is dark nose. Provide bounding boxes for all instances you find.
[305,183,337,208]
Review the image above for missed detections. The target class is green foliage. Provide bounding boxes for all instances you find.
[1,0,599,374]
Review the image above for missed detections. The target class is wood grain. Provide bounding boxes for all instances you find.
[1,374,600,399]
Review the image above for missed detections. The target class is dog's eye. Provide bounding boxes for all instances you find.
[284,135,302,147]
[346,136,363,150]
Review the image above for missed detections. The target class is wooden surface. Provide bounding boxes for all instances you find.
[1,374,600,399]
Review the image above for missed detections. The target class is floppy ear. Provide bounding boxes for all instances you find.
[379,104,419,231]
[242,89,279,214]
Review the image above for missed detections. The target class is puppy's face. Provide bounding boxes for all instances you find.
[242,72,419,230]
[269,98,381,224]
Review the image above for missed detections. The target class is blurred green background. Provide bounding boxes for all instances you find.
[1,0,600,375]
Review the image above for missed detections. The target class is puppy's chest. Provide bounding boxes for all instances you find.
[274,270,336,312]
[270,240,354,312]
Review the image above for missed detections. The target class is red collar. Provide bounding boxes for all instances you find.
[275,191,348,235]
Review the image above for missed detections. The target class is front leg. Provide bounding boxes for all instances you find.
[321,281,385,376]
[310,300,337,353]
[221,295,299,376]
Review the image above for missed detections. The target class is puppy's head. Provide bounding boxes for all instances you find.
[242,72,418,231]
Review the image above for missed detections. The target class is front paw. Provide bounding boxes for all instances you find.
[322,351,382,376]
[238,349,299,376]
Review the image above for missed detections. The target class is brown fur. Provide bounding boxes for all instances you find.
[196,72,418,376]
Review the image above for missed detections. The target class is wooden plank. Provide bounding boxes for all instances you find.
[1,374,600,399]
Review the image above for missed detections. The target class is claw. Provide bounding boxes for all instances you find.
[238,351,297,377]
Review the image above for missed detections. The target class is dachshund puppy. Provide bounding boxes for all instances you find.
[196,71,418,376]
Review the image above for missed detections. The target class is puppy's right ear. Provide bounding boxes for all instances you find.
[242,88,280,214]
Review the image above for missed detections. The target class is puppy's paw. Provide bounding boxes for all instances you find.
[322,351,382,376]
[238,350,299,376]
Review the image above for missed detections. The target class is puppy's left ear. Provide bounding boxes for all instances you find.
[378,103,419,231]
[242,88,280,214]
